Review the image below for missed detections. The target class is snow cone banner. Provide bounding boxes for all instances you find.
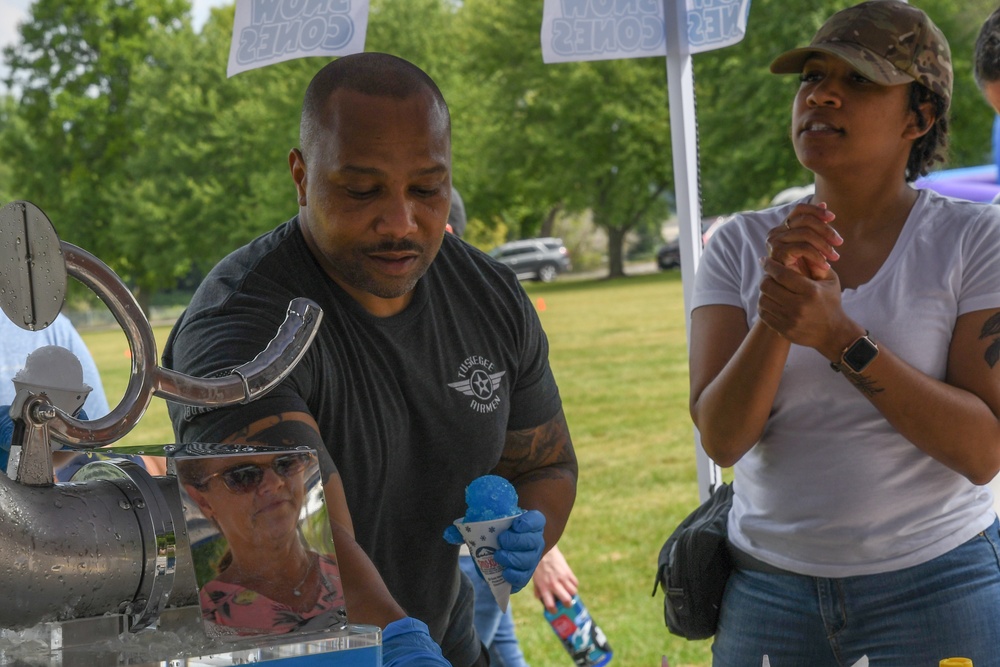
[540,0,752,64]
[227,0,369,77]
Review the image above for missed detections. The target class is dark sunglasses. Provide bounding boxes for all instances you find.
[198,452,313,494]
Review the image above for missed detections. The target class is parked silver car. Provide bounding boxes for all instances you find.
[489,237,572,282]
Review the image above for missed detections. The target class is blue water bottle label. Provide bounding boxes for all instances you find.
[543,595,613,667]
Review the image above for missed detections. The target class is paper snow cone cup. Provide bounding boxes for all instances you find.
[453,514,520,612]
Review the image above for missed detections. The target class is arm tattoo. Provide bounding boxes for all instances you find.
[979,312,1000,338]
[498,413,578,483]
[222,414,321,449]
[986,341,1000,370]
[223,414,337,485]
[979,313,1000,369]
[845,372,883,398]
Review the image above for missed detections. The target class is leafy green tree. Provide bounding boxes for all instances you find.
[0,0,189,266]
[2,0,335,313]
[112,4,318,311]
[454,0,673,278]
[366,0,458,82]
[0,96,17,204]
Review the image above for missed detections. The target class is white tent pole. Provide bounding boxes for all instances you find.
[663,0,723,502]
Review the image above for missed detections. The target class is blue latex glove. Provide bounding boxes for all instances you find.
[381,617,450,667]
[442,524,464,545]
[494,509,546,593]
[0,407,96,475]
[0,407,13,472]
[0,407,89,444]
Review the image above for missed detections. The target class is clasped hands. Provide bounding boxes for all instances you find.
[759,202,846,347]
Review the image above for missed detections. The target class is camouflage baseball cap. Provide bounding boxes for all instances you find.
[770,0,952,108]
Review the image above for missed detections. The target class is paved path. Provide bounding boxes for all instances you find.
[562,260,659,281]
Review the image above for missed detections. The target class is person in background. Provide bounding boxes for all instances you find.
[690,1,1000,663]
[461,540,579,666]
[447,189,532,664]
[975,5,1000,115]
[0,313,171,478]
[973,5,1000,513]
[445,192,581,666]
[530,544,578,617]
[0,313,153,479]
[163,52,577,667]
[0,313,110,418]
[975,5,1000,211]
[446,186,467,237]
[458,544,529,667]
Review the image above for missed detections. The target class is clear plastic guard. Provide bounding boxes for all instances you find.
[170,445,348,642]
[0,606,380,666]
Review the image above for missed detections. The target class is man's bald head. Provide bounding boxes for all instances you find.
[299,52,450,161]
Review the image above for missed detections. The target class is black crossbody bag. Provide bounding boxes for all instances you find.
[651,482,734,640]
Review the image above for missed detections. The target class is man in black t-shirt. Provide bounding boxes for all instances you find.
[164,53,578,667]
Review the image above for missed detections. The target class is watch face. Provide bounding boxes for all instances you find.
[844,336,878,372]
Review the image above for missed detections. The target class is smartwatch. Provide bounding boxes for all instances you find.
[830,331,878,374]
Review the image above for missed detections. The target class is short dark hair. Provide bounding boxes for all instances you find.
[299,52,450,159]
[975,7,1000,87]
[906,82,949,181]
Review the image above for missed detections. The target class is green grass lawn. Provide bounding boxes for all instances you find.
[82,269,715,666]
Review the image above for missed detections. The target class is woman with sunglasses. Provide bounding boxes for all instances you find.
[178,451,348,636]
[690,1,1000,663]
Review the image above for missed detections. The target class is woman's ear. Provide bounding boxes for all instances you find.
[184,484,215,521]
[905,101,936,140]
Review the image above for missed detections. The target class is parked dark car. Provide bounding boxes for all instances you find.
[656,242,681,270]
[656,215,733,271]
[489,237,572,282]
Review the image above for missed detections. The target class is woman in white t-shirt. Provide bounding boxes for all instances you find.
[690,2,1000,664]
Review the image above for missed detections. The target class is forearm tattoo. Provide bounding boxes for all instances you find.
[845,372,883,398]
[223,414,336,485]
[222,414,319,449]
[979,312,1000,369]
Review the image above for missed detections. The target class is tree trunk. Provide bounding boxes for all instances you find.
[539,204,561,238]
[606,226,627,278]
[134,287,152,322]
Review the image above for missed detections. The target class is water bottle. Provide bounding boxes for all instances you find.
[543,595,612,667]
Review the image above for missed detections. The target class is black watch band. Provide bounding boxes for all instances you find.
[830,331,879,374]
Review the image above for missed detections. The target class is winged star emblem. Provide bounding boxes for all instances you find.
[449,370,506,401]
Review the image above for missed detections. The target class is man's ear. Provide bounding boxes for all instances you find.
[289,148,307,206]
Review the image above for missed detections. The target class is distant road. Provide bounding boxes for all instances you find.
[563,260,659,281]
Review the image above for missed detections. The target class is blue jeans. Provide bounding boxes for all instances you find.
[713,518,1000,666]
[460,555,531,667]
